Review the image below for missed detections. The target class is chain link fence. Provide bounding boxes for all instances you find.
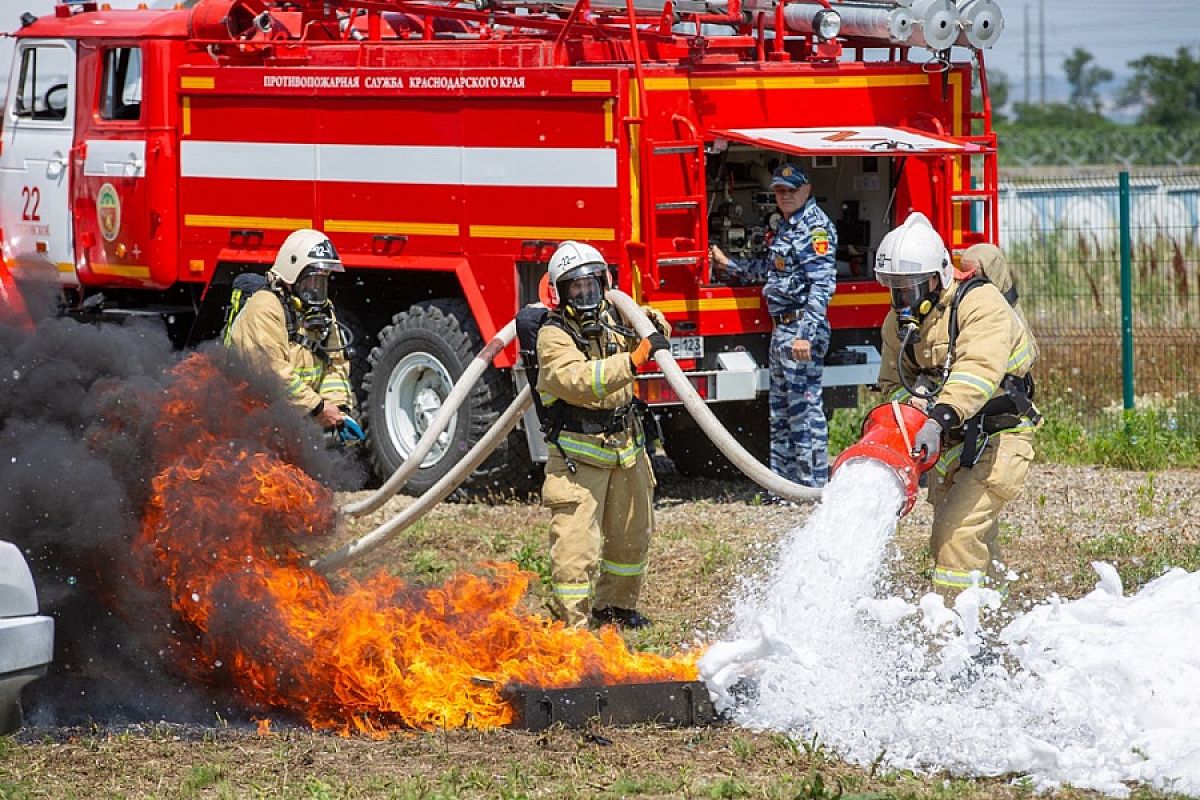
[999,170,1200,430]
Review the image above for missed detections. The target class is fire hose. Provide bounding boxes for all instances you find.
[313,383,533,573]
[606,290,823,504]
[341,320,518,517]
[317,289,828,573]
[342,290,819,520]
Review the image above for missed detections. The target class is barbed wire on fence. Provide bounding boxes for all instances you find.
[998,128,1200,169]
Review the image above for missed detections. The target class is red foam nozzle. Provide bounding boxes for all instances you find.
[831,401,940,517]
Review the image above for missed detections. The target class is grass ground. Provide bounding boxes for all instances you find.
[3,461,1199,799]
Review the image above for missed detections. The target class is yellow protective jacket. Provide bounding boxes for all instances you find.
[536,306,668,469]
[877,278,1036,427]
[226,289,354,416]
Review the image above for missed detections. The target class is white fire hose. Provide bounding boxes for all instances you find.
[317,290,822,573]
[606,290,823,504]
[313,384,533,573]
[341,320,518,517]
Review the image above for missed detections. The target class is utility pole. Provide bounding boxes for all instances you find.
[1023,3,1031,104]
[1038,0,1046,104]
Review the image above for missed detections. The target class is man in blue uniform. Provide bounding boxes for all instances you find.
[710,163,837,489]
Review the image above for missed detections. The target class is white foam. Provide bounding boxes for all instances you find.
[700,461,1200,796]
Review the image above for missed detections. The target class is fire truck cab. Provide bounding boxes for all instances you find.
[0,0,1002,493]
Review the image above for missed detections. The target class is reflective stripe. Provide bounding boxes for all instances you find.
[290,366,324,396]
[933,568,1009,598]
[553,582,591,599]
[557,432,643,468]
[1007,343,1034,372]
[932,567,984,589]
[934,442,964,475]
[591,361,608,399]
[287,375,310,397]
[945,371,995,396]
[319,375,352,394]
[889,387,913,403]
[601,559,645,577]
[934,425,1034,475]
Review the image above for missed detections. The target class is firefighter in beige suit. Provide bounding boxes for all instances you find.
[874,214,1040,596]
[537,241,670,629]
[225,229,356,432]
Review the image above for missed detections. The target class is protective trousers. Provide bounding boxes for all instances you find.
[541,451,655,627]
[768,320,831,487]
[927,428,1035,595]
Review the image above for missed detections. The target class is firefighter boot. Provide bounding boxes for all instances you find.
[591,606,652,630]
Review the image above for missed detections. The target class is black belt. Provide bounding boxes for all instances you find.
[772,310,801,325]
[558,403,635,436]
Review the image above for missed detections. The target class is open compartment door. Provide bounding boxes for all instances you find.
[707,125,994,257]
[707,126,988,157]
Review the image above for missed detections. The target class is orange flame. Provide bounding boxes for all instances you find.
[133,353,698,734]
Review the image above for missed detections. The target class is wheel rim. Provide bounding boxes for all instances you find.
[383,352,457,469]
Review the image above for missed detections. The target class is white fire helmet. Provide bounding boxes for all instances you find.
[270,229,344,287]
[874,212,953,292]
[546,240,609,310]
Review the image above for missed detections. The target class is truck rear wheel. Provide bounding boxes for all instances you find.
[362,299,535,498]
[661,399,770,479]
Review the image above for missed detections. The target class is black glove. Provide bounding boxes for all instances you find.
[647,332,670,354]
[928,403,960,429]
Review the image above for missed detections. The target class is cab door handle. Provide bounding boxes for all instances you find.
[46,151,68,178]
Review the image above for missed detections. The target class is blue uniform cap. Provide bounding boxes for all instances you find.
[770,164,810,189]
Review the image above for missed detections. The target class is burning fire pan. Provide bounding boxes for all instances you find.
[501,680,715,731]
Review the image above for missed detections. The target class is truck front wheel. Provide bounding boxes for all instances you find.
[362,299,535,498]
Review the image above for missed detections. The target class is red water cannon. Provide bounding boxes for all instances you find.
[831,401,940,517]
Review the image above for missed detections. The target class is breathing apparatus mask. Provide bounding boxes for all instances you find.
[286,265,337,344]
[557,263,608,337]
[879,271,941,340]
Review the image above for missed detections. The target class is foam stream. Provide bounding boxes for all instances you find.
[700,460,1200,796]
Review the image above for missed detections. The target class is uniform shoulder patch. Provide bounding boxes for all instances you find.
[811,227,831,256]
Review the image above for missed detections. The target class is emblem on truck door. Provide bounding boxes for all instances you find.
[97,183,121,243]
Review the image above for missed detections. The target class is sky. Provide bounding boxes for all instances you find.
[2,0,1196,109]
[981,0,1200,105]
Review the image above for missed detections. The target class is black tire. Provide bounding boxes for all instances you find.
[662,398,770,479]
[362,299,536,498]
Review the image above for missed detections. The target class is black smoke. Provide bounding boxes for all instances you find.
[0,288,359,727]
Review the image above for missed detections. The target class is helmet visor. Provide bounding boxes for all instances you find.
[875,271,935,291]
[889,284,929,312]
[563,275,604,312]
[294,267,332,306]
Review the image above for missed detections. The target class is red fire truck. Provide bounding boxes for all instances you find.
[0,0,1001,494]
